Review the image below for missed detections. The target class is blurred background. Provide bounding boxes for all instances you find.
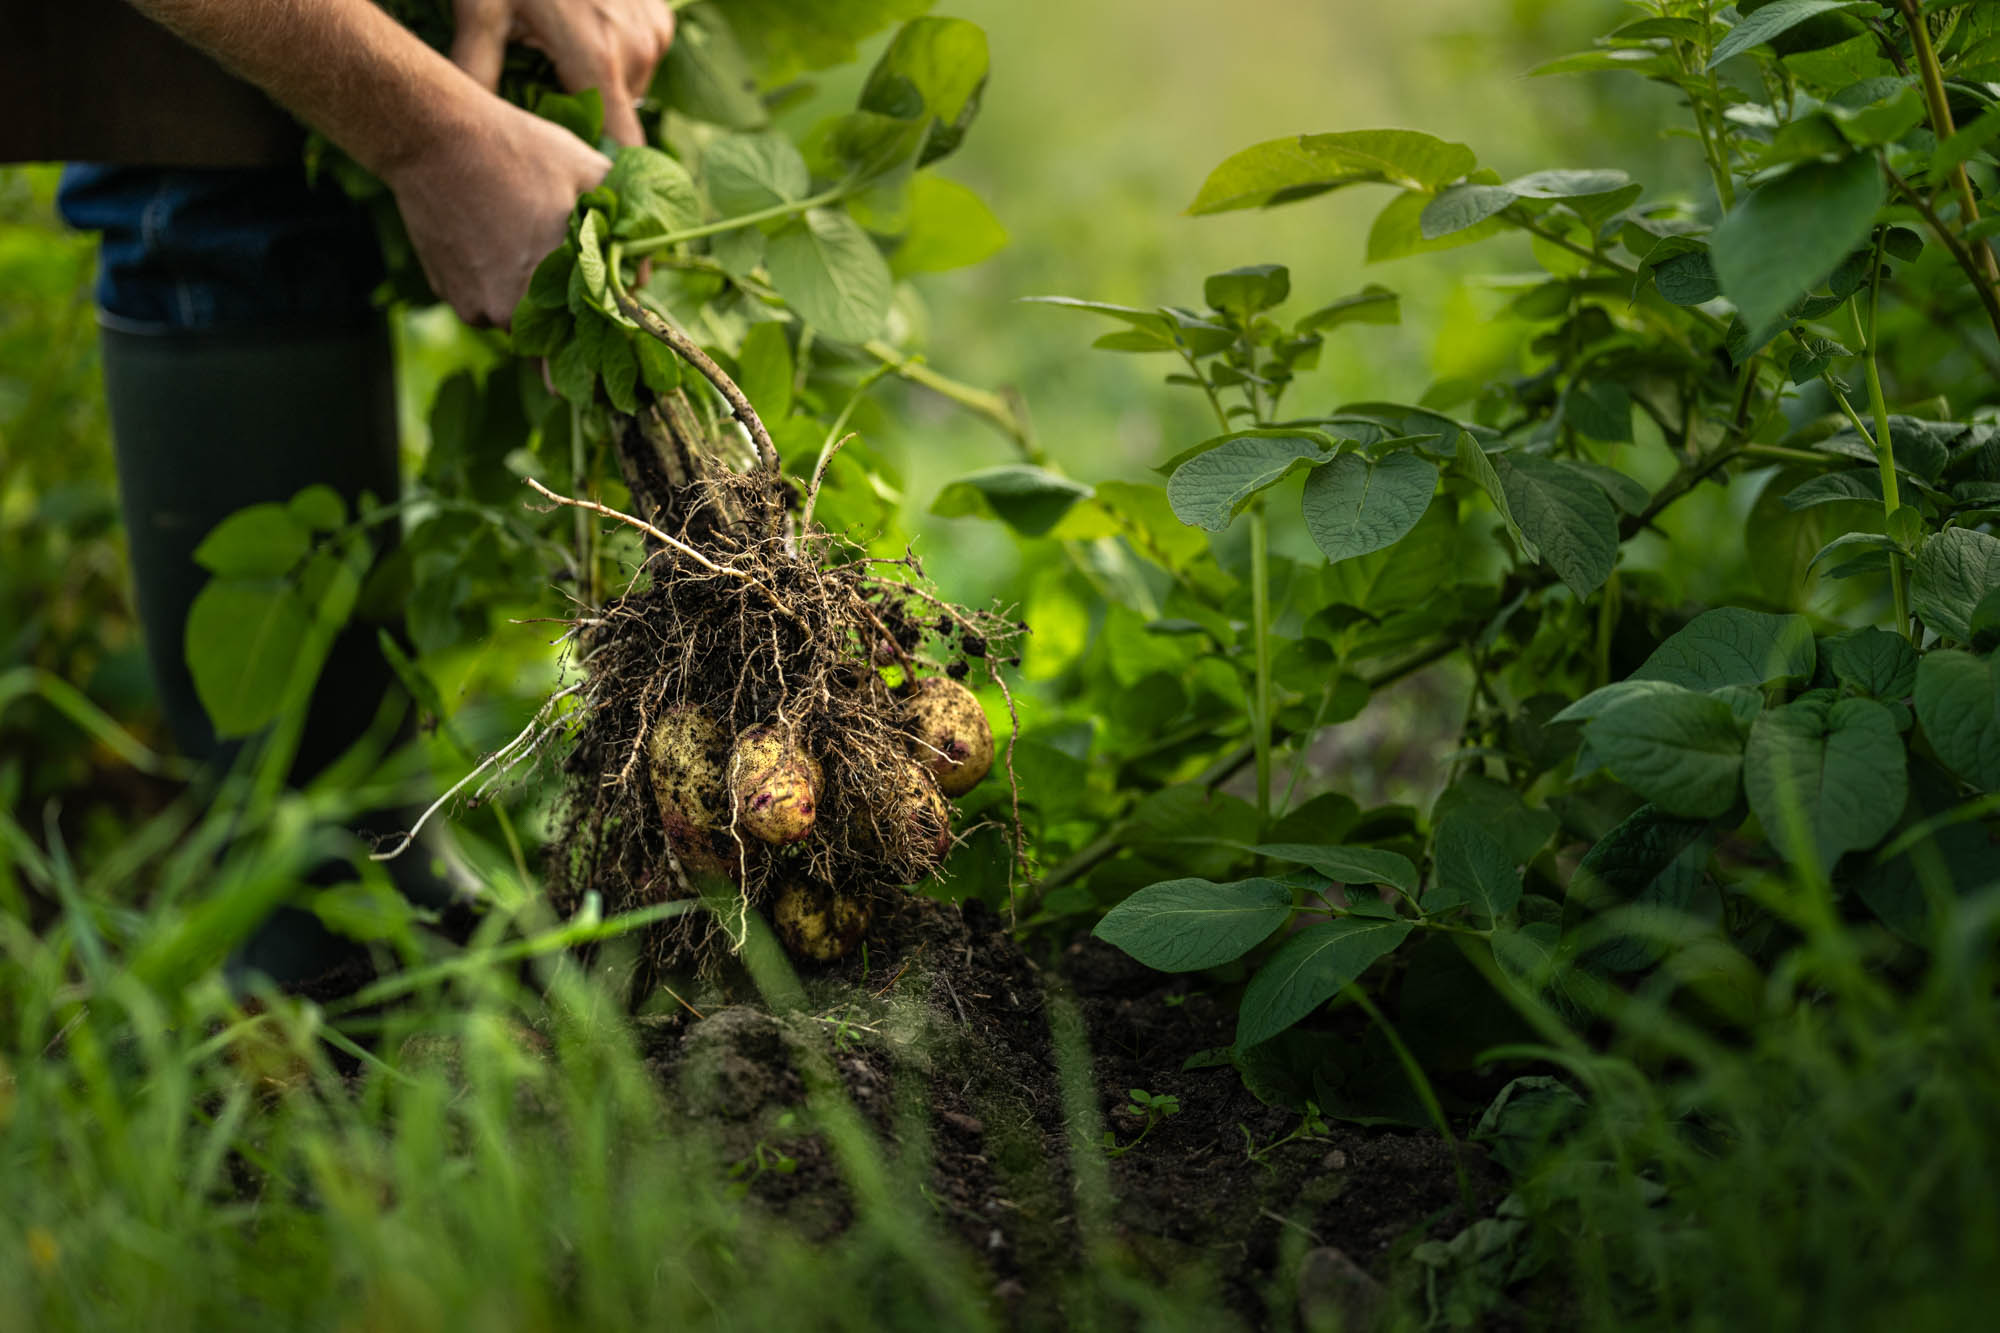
[1,0,1689,850]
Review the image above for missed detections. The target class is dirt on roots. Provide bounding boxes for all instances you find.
[542,468,1024,971]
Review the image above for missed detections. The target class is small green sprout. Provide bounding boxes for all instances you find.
[1103,1087,1182,1158]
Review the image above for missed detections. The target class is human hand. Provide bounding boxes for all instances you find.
[448,0,677,146]
[385,98,611,326]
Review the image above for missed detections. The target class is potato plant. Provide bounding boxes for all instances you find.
[952,0,2000,1112]
[177,3,1026,966]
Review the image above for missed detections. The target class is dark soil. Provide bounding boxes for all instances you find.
[630,894,1507,1329]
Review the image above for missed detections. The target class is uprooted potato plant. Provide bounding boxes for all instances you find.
[526,296,1025,969]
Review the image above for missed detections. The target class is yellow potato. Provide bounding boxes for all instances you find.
[904,678,994,797]
[647,706,730,831]
[729,723,819,845]
[881,755,952,873]
[770,879,872,962]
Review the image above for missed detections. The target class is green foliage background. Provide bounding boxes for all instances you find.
[11,1,2000,1330]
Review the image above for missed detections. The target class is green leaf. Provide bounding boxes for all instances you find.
[1249,844,1419,896]
[722,0,929,83]
[1811,531,1899,579]
[599,332,639,414]
[1021,296,1235,356]
[889,175,1007,276]
[288,486,346,533]
[605,147,701,241]
[1236,918,1415,1048]
[1295,284,1400,332]
[1821,626,1918,698]
[1912,526,2000,643]
[312,880,422,945]
[511,301,571,359]
[1299,451,1437,564]
[1167,436,1329,532]
[1426,819,1523,925]
[1710,153,1885,336]
[1563,459,1649,514]
[654,5,767,130]
[1586,688,1747,818]
[1971,589,2000,653]
[635,332,681,394]
[931,464,1093,537]
[1506,168,1632,199]
[574,210,610,310]
[1204,264,1291,318]
[1781,468,1880,510]
[1420,184,1516,240]
[533,87,604,143]
[1570,805,1716,973]
[1709,1,1884,69]
[1187,130,1478,215]
[857,16,988,165]
[764,208,893,344]
[1651,246,1722,306]
[1931,102,2000,180]
[1454,437,1536,560]
[1631,607,1818,690]
[1554,678,1686,724]
[185,579,313,739]
[704,131,811,215]
[1498,454,1619,597]
[1816,415,1953,480]
[1093,877,1293,973]
[1564,381,1632,443]
[193,504,311,577]
[524,246,574,310]
[1368,189,1510,262]
[550,314,601,405]
[1914,650,2000,790]
[1745,695,1906,868]
[736,321,794,423]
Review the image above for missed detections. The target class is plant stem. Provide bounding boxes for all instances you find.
[1507,210,1639,279]
[800,361,896,532]
[1248,503,1274,823]
[1347,986,1477,1216]
[1824,377,1911,637]
[1507,211,1728,338]
[622,187,848,256]
[1881,164,2000,345]
[1853,240,1913,640]
[607,245,779,471]
[1175,344,1273,822]
[569,399,594,601]
[1027,641,1456,905]
[862,340,1040,461]
[1681,6,1738,210]
[1897,0,1999,282]
[1739,444,1846,467]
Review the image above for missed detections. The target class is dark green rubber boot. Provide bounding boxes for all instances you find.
[101,313,445,990]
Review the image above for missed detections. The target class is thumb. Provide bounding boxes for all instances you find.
[449,0,510,90]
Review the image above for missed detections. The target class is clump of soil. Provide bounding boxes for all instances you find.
[630,895,1506,1326]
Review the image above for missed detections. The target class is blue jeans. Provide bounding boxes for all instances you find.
[59,164,425,991]
[56,163,384,330]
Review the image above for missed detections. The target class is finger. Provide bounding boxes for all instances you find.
[601,84,646,148]
[448,0,510,89]
[624,10,672,101]
[535,15,651,146]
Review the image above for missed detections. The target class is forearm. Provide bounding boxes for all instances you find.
[123,0,488,179]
